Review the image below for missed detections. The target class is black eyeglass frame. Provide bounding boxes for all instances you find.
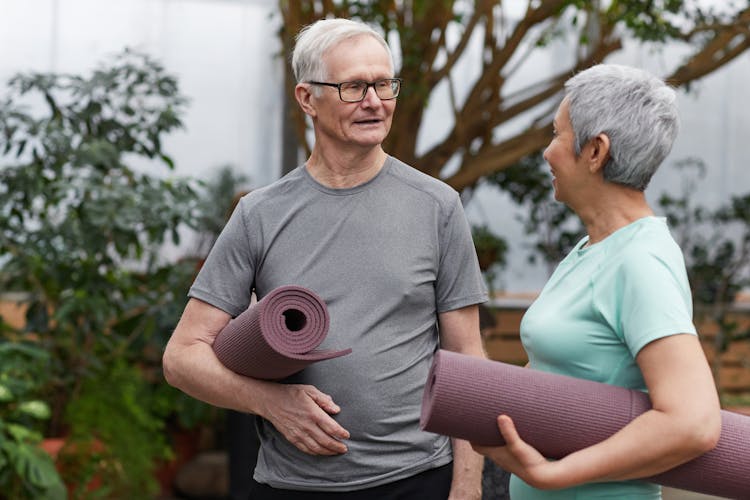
[306,78,403,103]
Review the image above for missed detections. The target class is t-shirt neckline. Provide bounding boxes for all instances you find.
[576,216,665,254]
[301,156,393,196]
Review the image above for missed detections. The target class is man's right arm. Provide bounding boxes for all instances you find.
[162,297,350,455]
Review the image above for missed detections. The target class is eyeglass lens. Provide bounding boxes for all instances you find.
[340,79,400,102]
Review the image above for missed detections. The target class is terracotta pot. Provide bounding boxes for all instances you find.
[40,437,105,494]
[40,437,66,460]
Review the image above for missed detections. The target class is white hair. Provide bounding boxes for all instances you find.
[565,64,680,191]
[292,18,394,86]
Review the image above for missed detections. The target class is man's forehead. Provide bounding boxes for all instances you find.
[323,36,389,61]
[323,41,393,80]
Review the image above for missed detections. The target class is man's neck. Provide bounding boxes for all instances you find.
[305,146,387,189]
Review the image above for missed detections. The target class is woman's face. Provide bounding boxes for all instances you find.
[543,98,588,206]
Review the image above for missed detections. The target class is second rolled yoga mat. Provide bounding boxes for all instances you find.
[420,349,749,499]
[213,285,351,380]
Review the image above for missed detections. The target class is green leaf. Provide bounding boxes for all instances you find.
[18,401,51,420]
[10,442,66,498]
[0,383,13,402]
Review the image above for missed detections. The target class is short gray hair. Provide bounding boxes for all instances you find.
[564,64,679,191]
[292,18,394,84]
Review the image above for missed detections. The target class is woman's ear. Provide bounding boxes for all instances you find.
[295,83,317,118]
[587,133,611,173]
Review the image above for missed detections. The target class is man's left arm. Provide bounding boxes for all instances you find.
[438,304,486,500]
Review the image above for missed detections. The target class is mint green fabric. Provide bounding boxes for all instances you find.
[510,216,696,499]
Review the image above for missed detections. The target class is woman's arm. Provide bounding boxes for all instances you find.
[473,333,721,489]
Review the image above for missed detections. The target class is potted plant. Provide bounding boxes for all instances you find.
[471,224,508,297]
[0,49,214,496]
[472,224,507,271]
[0,336,66,499]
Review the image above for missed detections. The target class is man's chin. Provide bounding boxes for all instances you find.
[350,132,389,148]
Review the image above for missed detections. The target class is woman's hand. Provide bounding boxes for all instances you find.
[472,415,563,490]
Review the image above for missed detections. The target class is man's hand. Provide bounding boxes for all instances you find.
[259,383,350,455]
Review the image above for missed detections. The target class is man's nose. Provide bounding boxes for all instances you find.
[360,85,381,106]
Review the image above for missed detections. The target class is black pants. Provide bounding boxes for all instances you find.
[248,463,453,499]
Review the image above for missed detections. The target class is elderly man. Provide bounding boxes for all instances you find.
[163,17,487,499]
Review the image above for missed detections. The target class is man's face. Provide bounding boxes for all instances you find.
[310,35,396,150]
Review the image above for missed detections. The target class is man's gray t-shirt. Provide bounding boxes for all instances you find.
[189,156,488,491]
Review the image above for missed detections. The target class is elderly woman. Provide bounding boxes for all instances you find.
[473,64,721,499]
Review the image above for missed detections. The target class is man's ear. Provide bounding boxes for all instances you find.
[295,83,317,118]
[587,133,611,173]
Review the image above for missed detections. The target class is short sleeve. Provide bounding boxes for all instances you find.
[435,194,488,312]
[614,247,697,357]
[188,196,257,317]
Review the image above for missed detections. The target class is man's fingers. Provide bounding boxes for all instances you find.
[265,385,351,455]
[288,420,348,455]
[309,389,341,413]
[318,415,350,440]
[308,389,350,440]
[297,431,346,455]
[311,427,349,454]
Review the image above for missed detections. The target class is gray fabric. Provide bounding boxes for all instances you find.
[189,156,488,491]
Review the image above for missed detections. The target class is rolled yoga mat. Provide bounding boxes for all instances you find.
[213,285,351,380]
[420,349,750,499]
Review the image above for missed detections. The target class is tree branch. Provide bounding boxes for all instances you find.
[445,123,554,191]
[419,1,571,174]
[429,2,491,85]
[669,7,750,86]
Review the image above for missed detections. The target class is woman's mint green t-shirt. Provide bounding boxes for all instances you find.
[510,216,697,499]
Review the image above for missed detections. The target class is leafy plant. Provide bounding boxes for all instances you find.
[471,224,508,296]
[191,164,249,258]
[0,48,199,430]
[472,224,507,271]
[0,340,65,499]
[0,49,211,496]
[61,362,172,498]
[658,159,750,388]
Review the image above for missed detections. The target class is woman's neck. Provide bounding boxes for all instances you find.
[577,187,653,246]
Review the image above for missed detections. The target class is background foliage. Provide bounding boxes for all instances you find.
[0,49,217,496]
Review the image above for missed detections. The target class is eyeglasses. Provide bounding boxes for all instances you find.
[306,78,402,103]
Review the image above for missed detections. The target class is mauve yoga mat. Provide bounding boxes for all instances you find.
[213,285,351,380]
[420,349,750,499]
